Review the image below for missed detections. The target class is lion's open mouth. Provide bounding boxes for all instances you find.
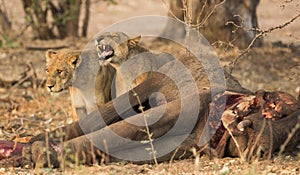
[96,44,114,61]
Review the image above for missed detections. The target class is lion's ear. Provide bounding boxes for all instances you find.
[128,35,141,48]
[45,50,57,63]
[69,51,82,69]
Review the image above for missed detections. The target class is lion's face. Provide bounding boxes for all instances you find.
[45,49,81,92]
[95,32,141,66]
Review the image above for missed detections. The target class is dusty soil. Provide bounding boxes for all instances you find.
[0,0,299,174]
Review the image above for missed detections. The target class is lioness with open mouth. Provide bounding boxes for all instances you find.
[95,32,174,99]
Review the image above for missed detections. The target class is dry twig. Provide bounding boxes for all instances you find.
[278,115,300,156]
[132,89,158,165]
[161,0,185,23]
[229,13,300,74]
[193,0,226,29]
[248,118,266,161]
[223,124,244,160]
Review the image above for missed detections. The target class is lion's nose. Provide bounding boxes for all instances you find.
[47,85,54,91]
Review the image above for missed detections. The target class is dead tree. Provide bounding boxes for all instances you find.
[21,0,90,39]
[0,4,12,44]
[163,0,262,49]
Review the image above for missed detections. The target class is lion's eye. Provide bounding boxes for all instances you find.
[57,70,63,74]
[45,68,49,73]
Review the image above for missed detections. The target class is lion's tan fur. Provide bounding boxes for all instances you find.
[97,32,174,97]
[45,49,115,120]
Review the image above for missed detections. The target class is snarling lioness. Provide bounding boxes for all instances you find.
[25,32,300,168]
[45,49,115,119]
[95,32,174,97]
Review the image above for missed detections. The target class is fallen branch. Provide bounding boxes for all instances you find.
[25,45,67,51]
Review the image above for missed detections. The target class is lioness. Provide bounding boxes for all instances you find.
[95,32,174,97]
[45,49,115,119]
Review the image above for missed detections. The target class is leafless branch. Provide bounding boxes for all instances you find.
[161,0,185,23]
[196,0,226,28]
[248,118,266,161]
[223,123,244,160]
[132,89,158,166]
[278,115,300,156]
[196,0,208,27]
[229,13,300,74]
[267,121,273,160]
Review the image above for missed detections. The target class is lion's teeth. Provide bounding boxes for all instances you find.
[103,45,106,50]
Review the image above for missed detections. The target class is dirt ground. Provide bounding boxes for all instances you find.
[0,0,300,174]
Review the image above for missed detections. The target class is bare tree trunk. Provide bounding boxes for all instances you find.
[163,0,262,49]
[49,0,82,38]
[0,8,11,35]
[65,0,82,37]
[22,0,55,39]
[21,0,89,40]
[0,7,11,45]
[82,0,90,37]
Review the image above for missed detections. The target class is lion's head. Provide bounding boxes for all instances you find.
[94,32,141,66]
[45,49,81,92]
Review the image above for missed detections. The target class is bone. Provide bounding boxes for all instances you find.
[237,120,252,131]
[221,110,237,128]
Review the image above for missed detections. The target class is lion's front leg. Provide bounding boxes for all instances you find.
[69,87,88,120]
[57,99,184,165]
[30,77,164,144]
[31,93,203,166]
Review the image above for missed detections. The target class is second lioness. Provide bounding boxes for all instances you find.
[95,32,174,98]
[45,49,115,119]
